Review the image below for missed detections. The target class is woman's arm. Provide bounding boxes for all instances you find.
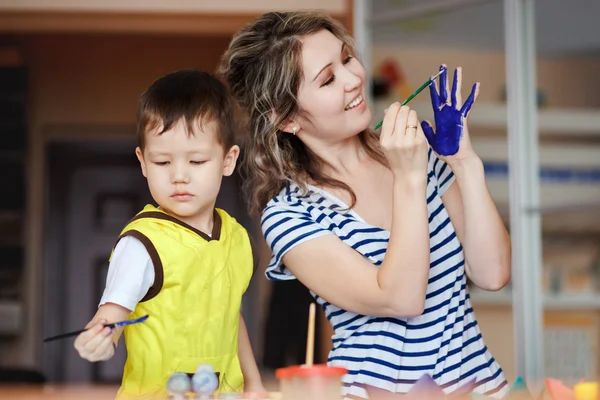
[272,104,431,318]
[278,166,430,319]
[442,156,511,290]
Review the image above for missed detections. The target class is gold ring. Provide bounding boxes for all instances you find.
[406,125,418,129]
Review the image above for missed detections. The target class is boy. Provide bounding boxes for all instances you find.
[74,70,265,398]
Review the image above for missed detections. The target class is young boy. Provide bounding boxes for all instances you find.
[74,70,265,398]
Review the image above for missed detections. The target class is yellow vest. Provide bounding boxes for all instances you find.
[112,205,253,399]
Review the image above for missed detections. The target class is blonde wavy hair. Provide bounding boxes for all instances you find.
[219,10,387,215]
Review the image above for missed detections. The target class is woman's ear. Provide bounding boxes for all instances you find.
[270,109,300,136]
[280,121,300,136]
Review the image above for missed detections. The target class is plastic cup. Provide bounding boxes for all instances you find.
[275,364,347,400]
[574,381,598,400]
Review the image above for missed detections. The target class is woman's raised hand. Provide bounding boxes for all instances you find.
[379,103,428,184]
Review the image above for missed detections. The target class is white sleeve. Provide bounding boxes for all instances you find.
[99,236,155,312]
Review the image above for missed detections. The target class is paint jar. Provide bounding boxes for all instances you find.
[275,364,347,400]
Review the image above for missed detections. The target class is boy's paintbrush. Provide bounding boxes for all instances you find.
[43,314,149,342]
[374,67,446,131]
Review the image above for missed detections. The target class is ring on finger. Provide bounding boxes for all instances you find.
[406,125,418,129]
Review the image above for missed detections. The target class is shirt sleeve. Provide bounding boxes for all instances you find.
[261,200,333,281]
[428,147,456,196]
[99,235,155,311]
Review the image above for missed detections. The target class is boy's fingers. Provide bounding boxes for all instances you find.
[74,322,104,349]
[91,335,115,361]
[83,327,112,353]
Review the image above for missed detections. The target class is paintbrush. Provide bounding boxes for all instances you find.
[374,67,446,131]
[43,314,149,342]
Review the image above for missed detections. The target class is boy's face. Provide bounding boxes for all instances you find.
[136,118,239,227]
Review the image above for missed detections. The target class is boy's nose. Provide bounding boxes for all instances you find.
[172,166,190,183]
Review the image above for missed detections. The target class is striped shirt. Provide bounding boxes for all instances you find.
[262,149,509,399]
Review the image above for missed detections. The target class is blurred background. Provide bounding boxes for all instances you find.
[0,0,599,392]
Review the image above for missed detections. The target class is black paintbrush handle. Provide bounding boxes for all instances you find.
[43,322,116,342]
[43,328,90,342]
[43,315,149,343]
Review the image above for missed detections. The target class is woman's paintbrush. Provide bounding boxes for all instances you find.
[373,67,446,131]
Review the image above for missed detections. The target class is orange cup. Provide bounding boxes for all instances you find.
[275,364,347,400]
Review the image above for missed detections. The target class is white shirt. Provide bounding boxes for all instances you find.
[99,236,155,312]
[100,232,213,312]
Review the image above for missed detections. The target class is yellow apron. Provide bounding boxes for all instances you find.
[111,205,253,399]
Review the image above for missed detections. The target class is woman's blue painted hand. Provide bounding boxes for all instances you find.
[421,65,480,163]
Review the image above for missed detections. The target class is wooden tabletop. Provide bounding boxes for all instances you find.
[0,384,120,399]
[0,385,284,399]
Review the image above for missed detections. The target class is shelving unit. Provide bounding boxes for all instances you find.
[354,0,600,381]
[471,290,600,310]
[0,64,28,337]
[371,100,600,137]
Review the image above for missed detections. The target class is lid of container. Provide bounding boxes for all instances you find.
[275,364,348,379]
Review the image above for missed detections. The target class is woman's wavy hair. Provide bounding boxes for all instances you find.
[219,10,386,215]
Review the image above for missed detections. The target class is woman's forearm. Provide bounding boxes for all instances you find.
[378,174,431,316]
[452,156,511,290]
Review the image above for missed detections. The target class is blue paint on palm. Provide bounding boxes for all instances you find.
[421,66,477,156]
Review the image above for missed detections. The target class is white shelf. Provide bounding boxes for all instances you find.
[470,290,600,310]
[0,300,22,335]
[371,100,600,136]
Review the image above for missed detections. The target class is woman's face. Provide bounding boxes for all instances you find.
[295,29,372,143]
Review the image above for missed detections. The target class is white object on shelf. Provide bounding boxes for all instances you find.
[0,300,22,335]
[371,100,600,136]
[470,290,600,310]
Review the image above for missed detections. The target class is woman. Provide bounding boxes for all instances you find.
[219,10,511,399]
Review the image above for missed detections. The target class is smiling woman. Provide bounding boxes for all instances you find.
[220,9,511,399]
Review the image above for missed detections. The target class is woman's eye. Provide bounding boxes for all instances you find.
[154,161,169,166]
[322,76,335,86]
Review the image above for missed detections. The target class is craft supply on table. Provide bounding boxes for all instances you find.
[191,364,220,399]
[166,372,191,400]
[275,303,347,400]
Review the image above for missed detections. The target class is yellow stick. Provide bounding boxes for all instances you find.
[305,303,316,366]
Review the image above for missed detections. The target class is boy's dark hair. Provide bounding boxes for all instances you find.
[137,69,236,151]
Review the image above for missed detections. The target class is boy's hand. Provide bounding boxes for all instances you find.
[244,381,268,397]
[74,319,115,362]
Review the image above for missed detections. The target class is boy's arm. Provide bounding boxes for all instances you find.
[238,314,266,394]
[74,303,130,361]
[87,303,131,347]
[74,236,154,361]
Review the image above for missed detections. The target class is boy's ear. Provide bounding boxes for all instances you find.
[223,145,240,177]
[135,147,147,178]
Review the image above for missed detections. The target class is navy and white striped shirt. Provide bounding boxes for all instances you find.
[262,148,508,399]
